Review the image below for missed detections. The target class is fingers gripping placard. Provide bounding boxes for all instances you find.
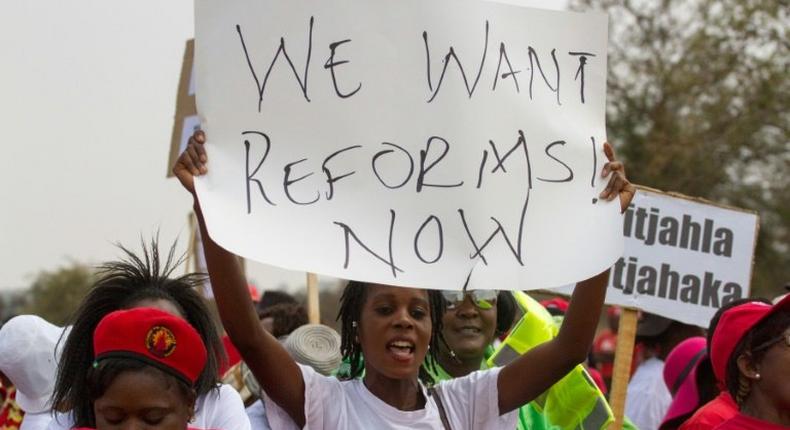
[194,0,622,291]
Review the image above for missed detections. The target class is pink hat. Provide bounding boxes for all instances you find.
[710,294,790,386]
[660,337,708,427]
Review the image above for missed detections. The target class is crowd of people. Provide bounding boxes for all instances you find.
[0,131,785,430]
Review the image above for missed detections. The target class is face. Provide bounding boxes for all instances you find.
[440,294,497,362]
[93,369,194,430]
[130,298,185,319]
[751,327,790,411]
[357,285,432,380]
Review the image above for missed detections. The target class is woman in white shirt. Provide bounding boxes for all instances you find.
[174,131,635,429]
[48,241,251,430]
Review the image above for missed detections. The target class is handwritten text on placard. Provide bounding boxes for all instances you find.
[194,0,621,290]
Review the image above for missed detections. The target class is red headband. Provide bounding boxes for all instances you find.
[93,307,207,386]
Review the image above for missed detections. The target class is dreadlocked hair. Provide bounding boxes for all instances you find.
[336,280,445,386]
[52,237,224,425]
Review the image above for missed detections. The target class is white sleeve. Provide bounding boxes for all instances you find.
[436,367,518,430]
[263,364,344,430]
[195,384,252,430]
[20,412,54,430]
[45,412,72,430]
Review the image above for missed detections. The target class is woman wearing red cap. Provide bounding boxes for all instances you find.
[72,307,212,430]
[709,295,790,429]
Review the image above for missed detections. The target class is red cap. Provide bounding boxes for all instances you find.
[540,298,569,313]
[709,295,790,386]
[93,308,207,386]
[248,284,261,302]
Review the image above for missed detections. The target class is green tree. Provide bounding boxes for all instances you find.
[571,0,789,297]
[22,263,95,325]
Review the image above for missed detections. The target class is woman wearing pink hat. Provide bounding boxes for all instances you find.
[709,294,790,429]
[658,337,717,430]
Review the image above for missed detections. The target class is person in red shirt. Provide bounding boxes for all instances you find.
[592,306,620,390]
[678,299,762,430]
[709,294,790,429]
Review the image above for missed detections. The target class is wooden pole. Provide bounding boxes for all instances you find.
[185,212,197,274]
[608,307,638,429]
[306,272,320,324]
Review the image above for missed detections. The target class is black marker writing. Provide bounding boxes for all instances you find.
[569,51,596,104]
[492,42,520,92]
[537,140,573,183]
[423,21,490,102]
[324,39,362,99]
[323,145,362,200]
[236,17,314,112]
[527,47,560,106]
[283,158,320,205]
[416,136,464,192]
[414,215,444,264]
[334,209,403,277]
[243,131,276,212]
[371,142,414,189]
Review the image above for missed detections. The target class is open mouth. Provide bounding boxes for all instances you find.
[387,340,415,362]
[457,326,482,335]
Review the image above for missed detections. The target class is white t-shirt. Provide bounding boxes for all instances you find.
[624,357,672,430]
[264,364,517,430]
[46,384,250,430]
[20,411,54,430]
[245,399,272,430]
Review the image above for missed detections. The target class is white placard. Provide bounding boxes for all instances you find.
[553,189,759,327]
[179,115,201,154]
[194,0,621,291]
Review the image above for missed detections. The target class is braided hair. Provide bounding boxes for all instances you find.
[725,307,790,405]
[52,237,224,425]
[336,280,445,385]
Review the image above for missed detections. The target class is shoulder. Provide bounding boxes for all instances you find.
[46,412,73,430]
[195,384,251,430]
[435,368,517,430]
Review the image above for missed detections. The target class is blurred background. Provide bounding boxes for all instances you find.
[0,0,786,324]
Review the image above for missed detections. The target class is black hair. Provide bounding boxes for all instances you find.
[260,302,308,338]
[706,298,770,356]
[637,320,705,360]
[80,357,196,427]
[495,291,517,336]
[695,357,718,407]
[725,307,790,404]
[52,238,224,424]
[336,281,445,385]
[256,290,298,317]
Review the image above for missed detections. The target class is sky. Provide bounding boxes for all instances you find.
[0,0,567,292]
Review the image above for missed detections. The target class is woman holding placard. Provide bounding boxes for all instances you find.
[174,130,635,429]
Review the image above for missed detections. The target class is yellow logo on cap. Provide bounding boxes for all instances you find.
[146,325,177,358]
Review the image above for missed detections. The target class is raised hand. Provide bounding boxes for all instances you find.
[599,142,636,213]
[172,130,208,195]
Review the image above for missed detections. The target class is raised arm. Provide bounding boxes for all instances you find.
[497,142,635,414]
[174,131,307,427]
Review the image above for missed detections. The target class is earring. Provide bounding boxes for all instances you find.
[351,321,358,328]
[754,373,761,380]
